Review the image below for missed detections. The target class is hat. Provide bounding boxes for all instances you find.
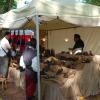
[25,30,34,36]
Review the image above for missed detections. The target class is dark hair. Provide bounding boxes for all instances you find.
[74,34,80,38]
[4,31,10,36]
[30,38,36,48]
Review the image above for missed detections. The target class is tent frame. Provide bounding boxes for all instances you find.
[35,14,41,100]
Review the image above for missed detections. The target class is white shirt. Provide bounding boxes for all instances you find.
[0,37,11,57]
[20,56,38,72]
[73,48,82,54]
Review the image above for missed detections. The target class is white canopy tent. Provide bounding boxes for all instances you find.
[1,0,100,29]
[1,0,100,100]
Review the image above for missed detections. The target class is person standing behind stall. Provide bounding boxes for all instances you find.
[20,38,38,100]
[72,34,84,54]
[0,31,11,78]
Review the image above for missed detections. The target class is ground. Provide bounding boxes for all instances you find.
[0,82,26,100]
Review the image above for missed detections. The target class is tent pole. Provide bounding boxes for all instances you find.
[46,30,48,49]
[35,14,41,100]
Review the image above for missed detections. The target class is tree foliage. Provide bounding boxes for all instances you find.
[0,0,17,13]
[83,0,100,6]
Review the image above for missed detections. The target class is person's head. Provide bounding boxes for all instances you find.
[30,38,36,48]
[4,31,10,39]
[74,34,80,42]
[50,49,55,57]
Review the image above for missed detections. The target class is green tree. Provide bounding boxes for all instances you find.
[0,0,17,13]
[83,0,100,6]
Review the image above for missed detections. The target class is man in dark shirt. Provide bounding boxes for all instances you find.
[71,34,84,54]
[73,34,84,50]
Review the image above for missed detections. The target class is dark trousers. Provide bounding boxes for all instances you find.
[26,96,33,100]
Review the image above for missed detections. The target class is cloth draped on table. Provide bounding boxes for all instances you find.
[41,78,77,100]
[41,55,100,100]
[75,55,100,97]
[8,67,25,89]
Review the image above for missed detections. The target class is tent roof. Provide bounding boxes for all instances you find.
[21,18,78,30]
[1,0,100,29]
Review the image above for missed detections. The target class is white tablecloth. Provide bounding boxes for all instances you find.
[8,67,25,89]
[41,76,79,100]
[41,55,100,100]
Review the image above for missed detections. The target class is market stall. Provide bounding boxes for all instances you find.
[0,0,100,100]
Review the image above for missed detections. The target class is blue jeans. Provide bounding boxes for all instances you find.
[0,56,9,77]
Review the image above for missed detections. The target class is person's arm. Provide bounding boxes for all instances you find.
[31,56,38,72]
[73,42,77,50]
[19,56,25,68]
[17,56,25,71]
[7,38,11,49]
